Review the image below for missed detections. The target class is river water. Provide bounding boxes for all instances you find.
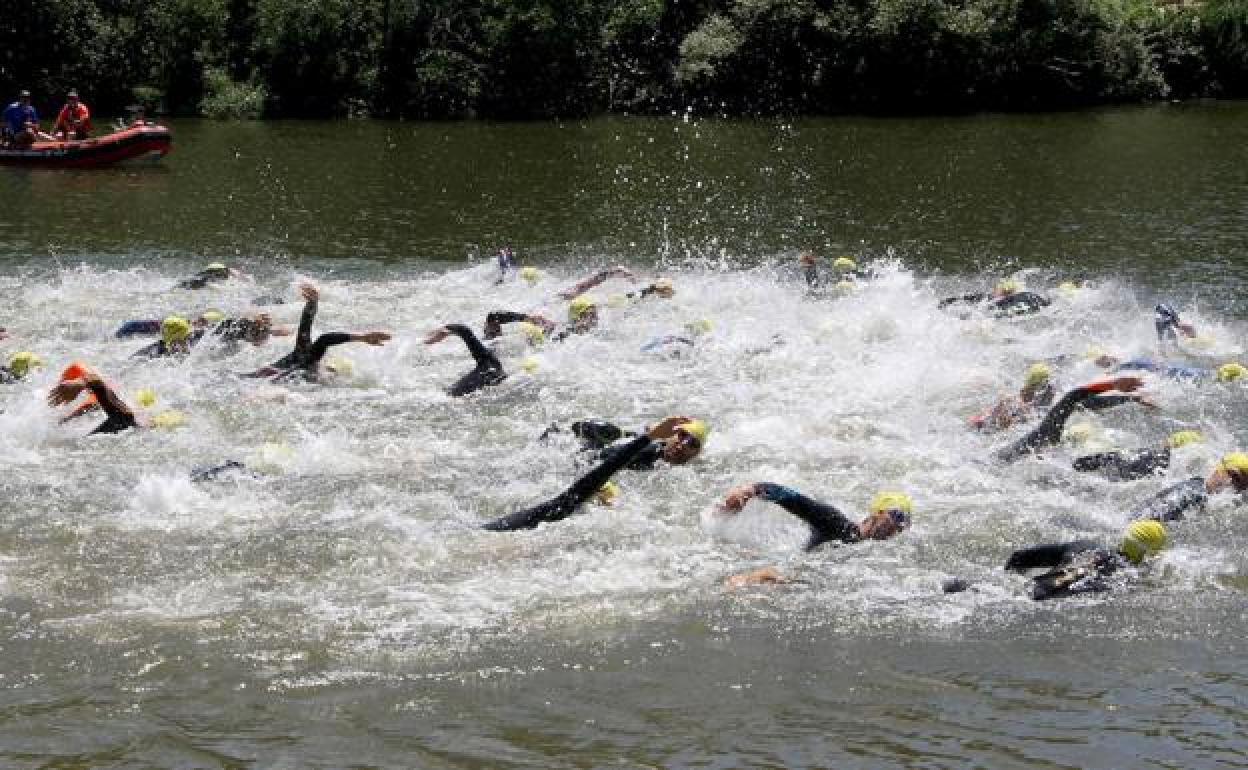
[1,107,1248,768]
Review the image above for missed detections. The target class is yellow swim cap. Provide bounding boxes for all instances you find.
[520,356,538,373]
[200,309,225,325]
[8,351,42,378]
[325,356,354,375]
[520,266,540,285]
[834,280,856,293]
[1218,452,1248,475]
[134,387,157,408]
[568,295,596,321]
[1058,281,1078,293]
[868,491,914,516]
[832,256,857,271]
[1062,422,1094,446]
[685,319,713,335]
[518,321,545,346]
[149,410,184,429]
[161,315,192,344]
[995,279,1021,295]
[1165,430,1202,449]
[1120,519,1167,565]
[652,277,675,298]
[1216,362,1247,383]
[593,480,618,506]
[676,418,708,445]
[1023,362,1051,388]
[205,262,227,272]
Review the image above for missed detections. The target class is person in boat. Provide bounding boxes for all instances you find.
[52,90,91,140]
[243,283,390,382]
[542,416,708,469]
[0,351,42,383]
[939,279,1051,317]
[1005,519,1167,601]
[2,90,40,148]
[481,436,647,531]
[424,324,506,396]
[715,486,913,587]
[1072,429,1203,482]
[994,376,1154,463]
[176,262,247,290]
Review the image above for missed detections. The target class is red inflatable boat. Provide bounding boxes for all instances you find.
[0,124,172,168]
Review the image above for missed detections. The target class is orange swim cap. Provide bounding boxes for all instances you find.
[60,362,89,381]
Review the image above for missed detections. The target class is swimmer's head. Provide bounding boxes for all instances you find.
[832,256,857,272]
[204,262,228,274]
[520,356,538,374]
[1165,430,1202,449]
[325,356,354,376]
[199,310,225,325]
[1119,519,1167,565]
[993,279,1021,297]
[568,295,598,325]
[161,315,192,345]
[593,480,618,506]
[1213,451,1248,492]
[662,418,707,465]
[520,266,540,285]
[685,319,713,336]
[1062,421,1095,446]
[651,278,675,298]
[1023,362,1051,389]
[861,491,913,540]
[1058,281,1079,294]
[134,387,157,408]
[7,351,43,378]
[518,321,545,346]
[799,252,816,267]
[149,410,185,429]
[1216,362,1247,383]
[60,362,90,382]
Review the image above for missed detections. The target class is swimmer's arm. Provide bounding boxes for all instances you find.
[938,292,986,308]
[49,374,133,423]
[1022,377,1145,450]
[433,324,502,371]
[557,265,634,299]
[483,311,530,339]
[294,283,319,352]
[721,483,859,549]
[305,331,391,366]
[1004,540,1099,571]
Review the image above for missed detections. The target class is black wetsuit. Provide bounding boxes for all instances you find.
[482,435,651,531]
[996,386,1139,463]
[1005,540,1127,600]
[1126,477,1208,522]
[939,291,1051,317]
[1073,447,1170,481]
[253,296,353,381]
[482,311,531,340]
[443,324,506,396]
[0,366,21,384]
[176,266,231,290]
[131,330,206,359]
[753,483,862,550]
[561,419,664,471]
[84,380,138,435]
[190,460,258,482]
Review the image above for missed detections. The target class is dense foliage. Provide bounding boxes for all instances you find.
[1,0,1246,119]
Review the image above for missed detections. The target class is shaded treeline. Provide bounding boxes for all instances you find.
[2,0,1248,119]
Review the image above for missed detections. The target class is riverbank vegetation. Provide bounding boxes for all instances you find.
[2,0,1247,118]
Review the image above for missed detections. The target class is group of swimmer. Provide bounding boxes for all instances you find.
[3,252,1246,603]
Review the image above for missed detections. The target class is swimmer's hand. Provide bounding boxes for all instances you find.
[299,283,319,303]
[48,378,90,407]
[1112,375,1144,392]
[719,483,759,513]
[356,331,391,346]
[424,327,451,345]
[724,566,789,588]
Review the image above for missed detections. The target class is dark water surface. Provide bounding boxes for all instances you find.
[2,108,1248,768]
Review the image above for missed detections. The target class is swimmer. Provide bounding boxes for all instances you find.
[424,324,506,396]
[800,253,870,290]
[175,262,247,290]
[715,487,912,586]
[481,435,649,531]
[1154,302,1198,349]
[1122,451,1248,523]
[970,362,1057,432]
[545,416,708,469]
[244,284,390,381]
[1072,429,1202,482]
[0,351,42,383]
[1005,519,1167,600]
[995,376,1153,463]
[117,312,288,347]
[939,279,1051,317]
[495,246,516,284]
[47,368,139,434]
[131,316,197,358]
